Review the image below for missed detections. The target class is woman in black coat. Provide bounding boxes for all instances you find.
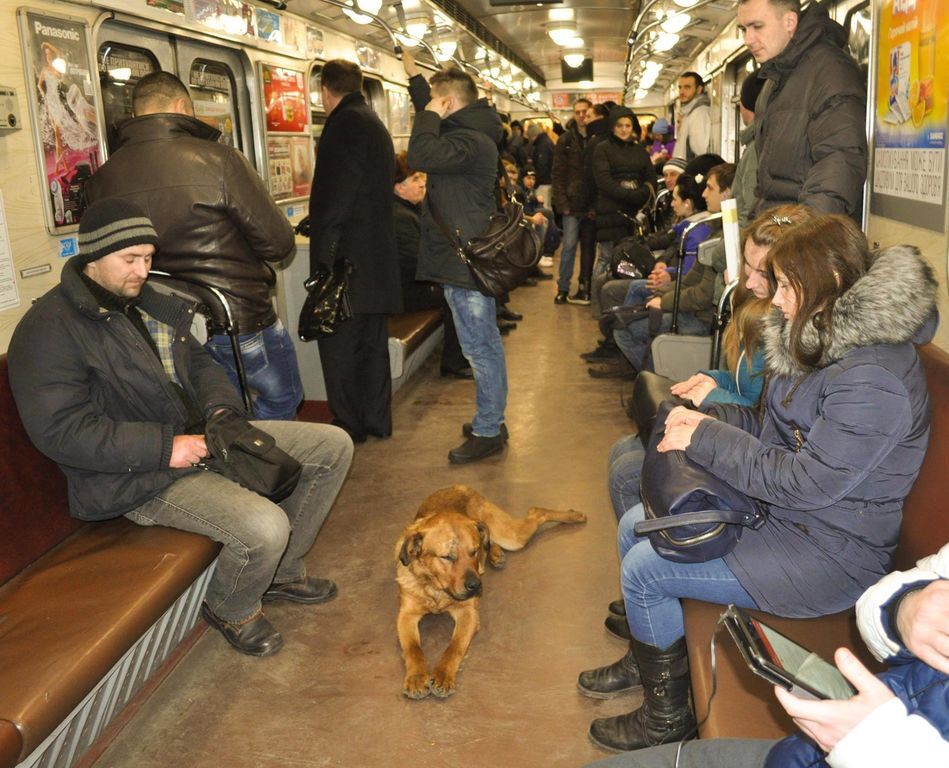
[393,153,469,378]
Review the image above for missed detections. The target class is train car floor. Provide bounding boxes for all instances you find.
[93,266,643,768]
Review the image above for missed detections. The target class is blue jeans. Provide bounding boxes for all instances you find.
[617,503,758,648]
[624,280,653,306]
[443,285,507,437]
[205,319,304,421]
[557,215,581,293]
[613,310,709,372]
[608,435,645,522]
[125,421,353,623]
[591,241,613,317]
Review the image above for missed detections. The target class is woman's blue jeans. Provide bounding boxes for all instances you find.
[609,434,645,522]
[618,503,758,648]
[443,285,508,437]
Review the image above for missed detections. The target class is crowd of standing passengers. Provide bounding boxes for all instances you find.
[6,0,945,764]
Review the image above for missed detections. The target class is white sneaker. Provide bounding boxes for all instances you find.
[539,255,554,268]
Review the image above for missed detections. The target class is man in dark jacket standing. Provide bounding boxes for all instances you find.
[308,60,402,443]
[8,199,353,658]
[404,59,507,464]
[551,98,597,304]
[738,0,867,217]
[84,72,302,421]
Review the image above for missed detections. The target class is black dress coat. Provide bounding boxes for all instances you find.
[308,92,402,315]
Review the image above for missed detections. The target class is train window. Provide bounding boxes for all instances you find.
[845,2,871,80]
[189,60,240,149]
[97,43,159,152]
[309,65,324,117]
[362,77,385,118]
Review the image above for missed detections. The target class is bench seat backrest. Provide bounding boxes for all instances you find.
[0,355,80,586]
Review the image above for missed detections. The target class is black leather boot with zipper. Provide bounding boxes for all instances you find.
[577,644,641,699]
[588,637,698,751]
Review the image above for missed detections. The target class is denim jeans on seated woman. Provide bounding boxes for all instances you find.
[205,319,304,421]
[609,434,645,522]
[617,502,758,649]
[613,310,709,372]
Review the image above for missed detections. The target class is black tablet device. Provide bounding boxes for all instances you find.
[721,605,857,700]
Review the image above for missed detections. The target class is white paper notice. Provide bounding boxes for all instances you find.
[721,198,741,283]
[0,191,20,311]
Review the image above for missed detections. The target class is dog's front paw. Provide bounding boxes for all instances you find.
[402,673,432,699]
[430,670,456,698]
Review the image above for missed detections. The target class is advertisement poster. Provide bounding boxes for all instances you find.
[871,0,948,231]
[189,0,253,37]
[386,90,410,136]
[262,65,307,133]
[266,136,312,200]
[21,12,101,231]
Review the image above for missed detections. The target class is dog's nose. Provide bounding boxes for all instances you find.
[464,571,482,597]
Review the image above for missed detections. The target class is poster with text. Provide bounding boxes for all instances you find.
[266,135,313,200]
[262,65,307,133]
[871,0,948,230]
[21,11,101,231]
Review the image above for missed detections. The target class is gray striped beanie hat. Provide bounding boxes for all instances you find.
[77,198,158,266]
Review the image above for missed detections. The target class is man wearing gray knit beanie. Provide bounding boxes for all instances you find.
[7,197,354,658]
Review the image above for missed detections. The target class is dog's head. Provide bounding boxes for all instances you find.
[396,512,490,601]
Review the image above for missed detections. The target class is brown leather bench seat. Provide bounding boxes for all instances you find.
[0,355,218,768]
[388,308,444,357]
[683,342,949,740]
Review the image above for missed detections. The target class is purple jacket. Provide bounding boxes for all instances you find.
[689,246,938,616]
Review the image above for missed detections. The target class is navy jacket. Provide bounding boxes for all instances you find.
[689,246,937,616]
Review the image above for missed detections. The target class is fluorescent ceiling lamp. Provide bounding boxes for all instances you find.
[635,89,649,100]
[434,39,457,61]
[475,46,488,59]
[548,23,579,46]
[548,8,574,21]
[673,0,699,7]
[661,13,690,34]
[395,33,420,47]
[405,20,429,39]
[522,77,534,90]
[640,73,658,88]
[578,80,594,89]
[342,0,382,25]
[563,52,586,68]
[653,32,679,52]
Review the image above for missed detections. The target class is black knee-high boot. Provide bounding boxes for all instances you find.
[577,643,641,699]
[588,637,697,752]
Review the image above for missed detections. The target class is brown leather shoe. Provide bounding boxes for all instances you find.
[263,577,338,605]
[201,603,283,657]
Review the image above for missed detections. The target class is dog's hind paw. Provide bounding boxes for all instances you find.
[402,674,432,699]
[430,672,456,698]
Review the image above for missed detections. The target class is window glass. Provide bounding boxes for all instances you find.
[97,44,158,152]
[190,59,239,148]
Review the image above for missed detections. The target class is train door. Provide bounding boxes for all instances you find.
[95,21,255,166]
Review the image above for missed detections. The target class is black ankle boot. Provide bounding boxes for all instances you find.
[608,598,627,617]
[577,647,641,699]
[588,637,697,752]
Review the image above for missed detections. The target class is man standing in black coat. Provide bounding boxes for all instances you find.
[308,60,402,443]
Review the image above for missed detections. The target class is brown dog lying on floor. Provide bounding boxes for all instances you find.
[395,484,586,699]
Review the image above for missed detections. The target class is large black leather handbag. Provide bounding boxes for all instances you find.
[203,410,302,502]
[634,401,767,563]
[628,371,687,446]
[298,258,352,341]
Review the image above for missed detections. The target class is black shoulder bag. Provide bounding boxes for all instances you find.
[426,159,542,299]
[634,401,767,563]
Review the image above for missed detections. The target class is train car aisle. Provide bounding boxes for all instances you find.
[93,269,641,768]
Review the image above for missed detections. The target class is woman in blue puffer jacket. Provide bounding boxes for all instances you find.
[579,214,938,753]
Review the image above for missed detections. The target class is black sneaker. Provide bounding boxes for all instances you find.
[580,343,621,362]
[588,361,636,380]
[567,288,591,305]
[448,434,505,464]
[463,422,509,441]
[554,291,568,304]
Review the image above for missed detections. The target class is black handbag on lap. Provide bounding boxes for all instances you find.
[202,410,302,502]
[298,258,353,341]
[629,371,688,446]
[634,401,767,563]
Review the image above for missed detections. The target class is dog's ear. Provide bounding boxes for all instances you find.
[398,532,424,566]
[476,521,491,552]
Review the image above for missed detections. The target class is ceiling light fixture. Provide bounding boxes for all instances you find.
[342,0,382,25]
[673,0,699,7]
[661,13,690,34]
[653,32,679,52]
[563,52,586,68]
[548,22,579,46]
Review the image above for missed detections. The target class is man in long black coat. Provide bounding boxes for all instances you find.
[308,60,402,442]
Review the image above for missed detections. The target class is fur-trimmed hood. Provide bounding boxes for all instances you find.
[763,245,939,376]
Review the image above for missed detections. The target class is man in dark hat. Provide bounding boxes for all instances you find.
[734,72,765,227]
[7,199,353,658]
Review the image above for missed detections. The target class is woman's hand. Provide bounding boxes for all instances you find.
[896,580,949,674]
[670,373,717,406]
[656,407,711,452]
[773,647,895,754]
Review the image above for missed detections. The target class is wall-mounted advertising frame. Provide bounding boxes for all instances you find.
[259,63,312,201]
[18,8,103,233]
[869,0,948,232]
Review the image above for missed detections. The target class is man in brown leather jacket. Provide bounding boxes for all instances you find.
[84,71,302,420]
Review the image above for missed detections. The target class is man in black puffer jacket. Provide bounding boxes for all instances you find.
[84,71,302,421]
[404,56,508,465]
[739,0,867,218]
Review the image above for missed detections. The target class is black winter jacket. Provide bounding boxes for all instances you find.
[591,135,653,243]
[406,75,503,289]
[7,258,245,521]
[575,117,611,214]
[528,133,554,184]
[308,93,402,314]
[754,4,867,216]
[84,114,294,334]
[551,119,587,213]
